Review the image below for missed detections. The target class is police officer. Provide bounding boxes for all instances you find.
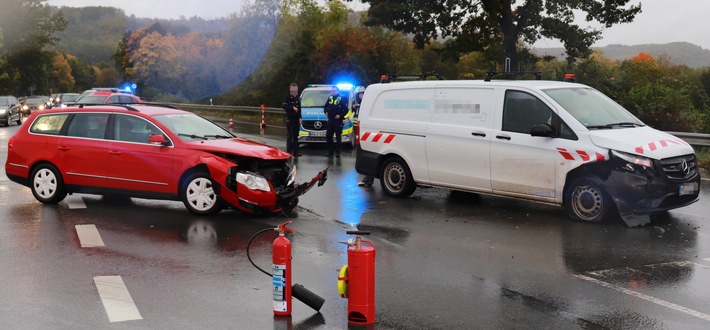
[282,83,301,156]
[323,86,347,157]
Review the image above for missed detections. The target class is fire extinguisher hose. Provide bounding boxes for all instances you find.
[247,227,275,277]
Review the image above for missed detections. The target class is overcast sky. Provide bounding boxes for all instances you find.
[47,0,710,49]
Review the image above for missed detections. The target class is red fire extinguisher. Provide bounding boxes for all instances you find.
[247,221,325,317]
[338,230,376,324]
[272,221,294,316]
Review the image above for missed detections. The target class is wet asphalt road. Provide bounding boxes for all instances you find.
[2,119,710,329]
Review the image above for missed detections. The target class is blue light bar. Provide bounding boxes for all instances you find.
[336,83,353,91]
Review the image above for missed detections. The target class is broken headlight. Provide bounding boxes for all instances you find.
[237,172,271,192]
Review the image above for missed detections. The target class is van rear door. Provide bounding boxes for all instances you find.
[425,87,494,192]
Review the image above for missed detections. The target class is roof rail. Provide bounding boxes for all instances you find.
[380,73,445,83]
[484,71,542,82]
[76,103,139,111]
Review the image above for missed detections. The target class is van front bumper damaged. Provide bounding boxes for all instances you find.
[602,168,700,227]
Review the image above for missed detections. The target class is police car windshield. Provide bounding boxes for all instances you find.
[301,89,340,107]
[544,87,644,129]
[153,113,235,141]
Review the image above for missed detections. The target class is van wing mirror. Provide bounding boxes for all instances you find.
[530,124,555,137]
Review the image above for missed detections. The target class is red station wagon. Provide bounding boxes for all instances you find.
[5,104,328,215]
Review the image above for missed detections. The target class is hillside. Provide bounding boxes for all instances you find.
[533,42,710,68]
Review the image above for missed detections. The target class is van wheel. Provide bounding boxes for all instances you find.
[181,172,223,215]
[380,157,416,197]
[564,178,610,223]
[30,164,67,204]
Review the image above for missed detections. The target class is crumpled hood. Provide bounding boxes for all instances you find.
[301,107,328,120]
[589,126,695,159]
[186,137,290,159]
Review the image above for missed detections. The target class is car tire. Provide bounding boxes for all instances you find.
[30,163,67,204]
[564,177,611,223]
[380,156,416,197]
[181,172,223,215]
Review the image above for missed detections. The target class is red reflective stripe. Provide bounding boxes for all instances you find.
[648,142,657,151]
[660,140,668,147]
[361,132,371,141]
[576,150,590,161]
[595,152,606,161]
[383,134,395,144]
[557,148,575,161]
[372,133,383,143]
[635,147,644,154]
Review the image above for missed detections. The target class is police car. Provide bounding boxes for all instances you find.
[298,84,357,147]
[355,74,700,226]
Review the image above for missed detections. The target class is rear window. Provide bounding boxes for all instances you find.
[30,114,69,135]
[77,96,107,104]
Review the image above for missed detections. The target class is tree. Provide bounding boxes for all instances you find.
[0,0,67,94]
[50,52,75,92]
[352,0,641,70]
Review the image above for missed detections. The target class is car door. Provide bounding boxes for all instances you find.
[490,90,567,202]
[425,87,494,192]
[106,114,175,194]
[56,113,109,188]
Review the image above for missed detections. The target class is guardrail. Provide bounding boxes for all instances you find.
[168,103,710,147]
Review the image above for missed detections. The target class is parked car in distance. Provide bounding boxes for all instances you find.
[75,90,142,105]
[50,93,81,108]
[20,96,50,115]
[75,88,134,103]
[0,95,23,126]
[5,103,328,215]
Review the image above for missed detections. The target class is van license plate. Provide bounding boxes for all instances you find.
[311,131,325,137]
[678,182,698,196]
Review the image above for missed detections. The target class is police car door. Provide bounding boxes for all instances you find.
[490,89,558,202]
[426,87,493,192]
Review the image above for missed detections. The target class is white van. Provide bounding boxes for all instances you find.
[355,79,700,226]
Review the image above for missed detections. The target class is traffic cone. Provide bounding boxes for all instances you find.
[229,117,234,128]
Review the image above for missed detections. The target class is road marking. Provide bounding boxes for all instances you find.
[75,224,105,247]
[94,276,143,322]
[574,274,710,322]
[64,195,86,209]
[705,258,710,262]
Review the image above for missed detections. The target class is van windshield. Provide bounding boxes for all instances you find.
[544,88,644,129]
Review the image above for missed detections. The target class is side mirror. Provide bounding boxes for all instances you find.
[148,134,168,146]
[530,124,555,137]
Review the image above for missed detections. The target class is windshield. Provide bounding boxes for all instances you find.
[153,113,235,141]
[544,88,644,129]
[300,89,332,107]
[0,97,9,106]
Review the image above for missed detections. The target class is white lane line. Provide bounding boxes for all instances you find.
[64,195,87,209]
[574,274,710,322]
[705,258,710,262]
[75,224,105,248]
[94,276,143,322]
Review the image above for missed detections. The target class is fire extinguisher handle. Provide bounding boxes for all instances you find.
[346,230,370,235]
[277,221,295,234]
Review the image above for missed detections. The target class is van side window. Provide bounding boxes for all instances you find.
[502,90,577,140]
[66,113,109,139]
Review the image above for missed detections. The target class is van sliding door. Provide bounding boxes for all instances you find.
[425,87,494,192]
